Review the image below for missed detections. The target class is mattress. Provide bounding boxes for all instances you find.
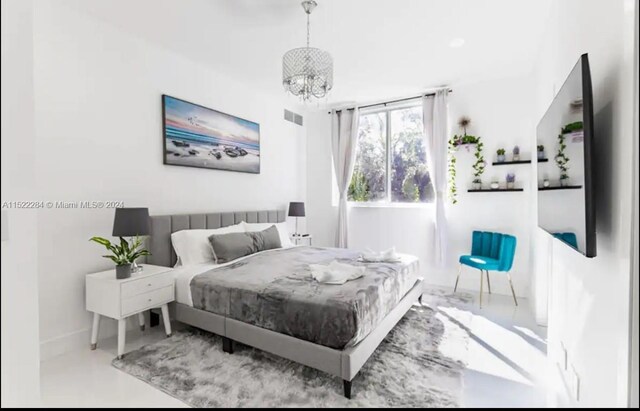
[189,246,420,349]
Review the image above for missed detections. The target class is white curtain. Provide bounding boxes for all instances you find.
[422,90,450,266]
[331,108,360,248]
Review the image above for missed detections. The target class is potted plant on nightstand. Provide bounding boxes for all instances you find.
[89,236,151,279]
[496,148,506,163]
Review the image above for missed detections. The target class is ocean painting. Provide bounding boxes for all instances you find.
[162,95,260,173]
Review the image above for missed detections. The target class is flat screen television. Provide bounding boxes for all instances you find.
[537,53,596,257]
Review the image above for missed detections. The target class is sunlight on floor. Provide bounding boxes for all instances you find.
[429,287,553,408]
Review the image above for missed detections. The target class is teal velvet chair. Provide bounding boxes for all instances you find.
[454,231,518,307]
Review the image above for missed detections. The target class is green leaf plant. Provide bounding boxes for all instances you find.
[448,136,458,204]
[89,236,151,266]
[555,133,570,180]
[472,138,486,184]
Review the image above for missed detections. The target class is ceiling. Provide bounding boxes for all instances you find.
[63,0,553,109]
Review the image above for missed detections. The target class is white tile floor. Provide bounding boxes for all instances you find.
[40,288,556,408]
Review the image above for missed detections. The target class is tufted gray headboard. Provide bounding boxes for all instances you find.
[147,210,286,267]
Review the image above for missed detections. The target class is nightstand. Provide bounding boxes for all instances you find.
[86,264,174,359]
[291,234,313,246]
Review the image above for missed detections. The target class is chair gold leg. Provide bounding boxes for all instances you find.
[507,273,518,306]
[479,269,484,308]
[485,270,491,294]
[454,264,462,293]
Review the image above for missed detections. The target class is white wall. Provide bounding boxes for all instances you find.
[0,0,41,406]
[531,0,637,406]
[32,0,307,360]
[307,74,536,299]
[629,2,638,407]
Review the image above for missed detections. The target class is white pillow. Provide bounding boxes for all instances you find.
[171,223,245,266]
[241,221,294,248]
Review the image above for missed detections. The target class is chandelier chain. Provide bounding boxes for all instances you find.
[306,12,310,48]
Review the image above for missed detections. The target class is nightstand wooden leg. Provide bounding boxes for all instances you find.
[161,304,172,337]
[90,312,100,350]
[138,312,145,331]
[117,319,126,359]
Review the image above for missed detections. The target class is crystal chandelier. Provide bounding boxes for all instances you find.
[282,0,333,101]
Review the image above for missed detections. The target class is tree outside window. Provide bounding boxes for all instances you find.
[348,105,434,204]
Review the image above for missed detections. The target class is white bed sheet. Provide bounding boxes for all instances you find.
[173,263,219,306]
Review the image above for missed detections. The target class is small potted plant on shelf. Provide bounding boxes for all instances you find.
[506,173,516,189]
[537,145,545,160]
[560,174,570,187]
[496,148,506,163]
[472,178,482,190]
[512,146,521,162]
[89,236,151,279]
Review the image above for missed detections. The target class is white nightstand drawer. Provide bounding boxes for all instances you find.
[121,271,173,299]
[121,285,174,317]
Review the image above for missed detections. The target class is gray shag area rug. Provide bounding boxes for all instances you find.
[113,288,473,408]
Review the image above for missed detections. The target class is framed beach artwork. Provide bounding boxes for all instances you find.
[162,95,260,174]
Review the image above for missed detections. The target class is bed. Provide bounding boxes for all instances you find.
[147,210,423,398]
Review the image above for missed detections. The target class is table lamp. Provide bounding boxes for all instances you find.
[112,207,150,273]
[288,202,305,238]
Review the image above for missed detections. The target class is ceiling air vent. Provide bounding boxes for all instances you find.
[284,109,304,126]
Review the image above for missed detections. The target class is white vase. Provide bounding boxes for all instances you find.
[513,154,520,162]
[472,182,482,190]
[543,179,550,188]
[507,182,515,189]
[497,154,506,163]
[490,182,500,190]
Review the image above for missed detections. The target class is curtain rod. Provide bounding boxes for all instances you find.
[326,88,453,114]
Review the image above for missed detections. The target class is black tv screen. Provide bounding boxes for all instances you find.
[537,54,596,257]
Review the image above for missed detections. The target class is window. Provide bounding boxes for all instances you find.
[348,105,434,204]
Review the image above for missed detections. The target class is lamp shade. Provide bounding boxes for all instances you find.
[288,202,306,217]
[112,208,150,237]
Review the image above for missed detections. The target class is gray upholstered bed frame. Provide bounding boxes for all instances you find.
[146,209,423,399]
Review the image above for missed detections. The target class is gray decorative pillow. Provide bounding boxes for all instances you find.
[254,225,282,251]
[208,225,282,263]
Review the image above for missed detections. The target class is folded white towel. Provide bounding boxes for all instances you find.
[309,260,365,285]
[359,247,401,263]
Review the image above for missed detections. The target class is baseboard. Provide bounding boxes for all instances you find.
[40,327,92,362]
[39,313,148,362]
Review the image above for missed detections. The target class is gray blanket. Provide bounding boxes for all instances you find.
[190,246,420,349]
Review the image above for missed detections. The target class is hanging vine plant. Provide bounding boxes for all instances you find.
[448,137,458,204]
[555,132,570,184]
[448,116,483,203]
[472,138,486,185]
